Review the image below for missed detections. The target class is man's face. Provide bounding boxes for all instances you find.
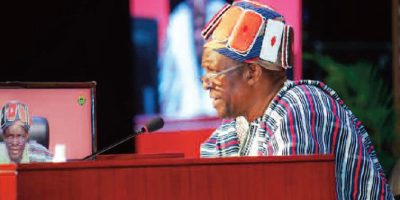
[201,48,250,118]
[3,123,28,163]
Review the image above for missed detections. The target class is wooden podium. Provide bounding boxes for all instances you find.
[0,154,336,200]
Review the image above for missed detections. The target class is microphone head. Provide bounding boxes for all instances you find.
[144,116,164,133]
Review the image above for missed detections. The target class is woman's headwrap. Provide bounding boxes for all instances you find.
[201,0,293,70]
[1,101,31,132]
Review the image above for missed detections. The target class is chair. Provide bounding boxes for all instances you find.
[0,116,49,149]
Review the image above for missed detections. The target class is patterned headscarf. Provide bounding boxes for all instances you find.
[201,0,293,70]
[1,101,31,132]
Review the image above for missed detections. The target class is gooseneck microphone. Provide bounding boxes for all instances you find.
[83,116,164,160]
[141,116,164,133]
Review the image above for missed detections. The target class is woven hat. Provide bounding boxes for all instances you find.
[201,0,293,70]
[1,101,31,132]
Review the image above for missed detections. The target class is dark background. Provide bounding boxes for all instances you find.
[2,0,134,154]
[1,0,391,154]
[302,0,392,86]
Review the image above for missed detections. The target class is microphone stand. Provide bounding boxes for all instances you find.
[83,127,145,160]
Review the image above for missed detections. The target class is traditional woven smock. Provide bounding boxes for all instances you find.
[201,80,393,200]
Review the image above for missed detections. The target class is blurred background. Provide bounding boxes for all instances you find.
[1,0,399,191]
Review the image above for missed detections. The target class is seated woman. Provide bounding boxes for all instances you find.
[0,101,53,163]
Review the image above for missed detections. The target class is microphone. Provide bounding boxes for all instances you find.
[83,116,164,160]
[141,116,164,133]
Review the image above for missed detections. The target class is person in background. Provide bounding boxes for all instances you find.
[158,0,225,118]
[199,1,394,199]
[0,101,52,163]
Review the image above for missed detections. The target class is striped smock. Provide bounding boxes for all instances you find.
[200,80,394,199]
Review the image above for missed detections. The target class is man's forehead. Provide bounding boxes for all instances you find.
[202,48,236,69]
[3,122,28,135]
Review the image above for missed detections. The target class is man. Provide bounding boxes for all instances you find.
[0,101,53,163]
[199,1,394,199]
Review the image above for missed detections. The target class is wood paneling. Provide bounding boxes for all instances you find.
[0,155,336,200]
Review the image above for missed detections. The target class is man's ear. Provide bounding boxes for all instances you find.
[23,132,29,140]
[244,64,262,85]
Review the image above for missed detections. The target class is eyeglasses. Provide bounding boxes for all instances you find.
[200,64,244,87]
[4,134,26,143]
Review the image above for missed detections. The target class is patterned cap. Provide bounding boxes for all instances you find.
[201,0,293,70]
[1,101,31,132]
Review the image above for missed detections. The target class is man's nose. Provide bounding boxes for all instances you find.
[202,82,210,90]
[201,78,212,90]
[10,137,19,144]
[9,137,23,144]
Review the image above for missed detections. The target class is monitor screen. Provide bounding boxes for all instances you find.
[0,82,96,160]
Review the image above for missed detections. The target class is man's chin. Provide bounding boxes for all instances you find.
[214,104,236,119]
[216,109,229,119]
[9,154,23,163]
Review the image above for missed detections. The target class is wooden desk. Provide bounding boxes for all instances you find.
[0,155,336,200]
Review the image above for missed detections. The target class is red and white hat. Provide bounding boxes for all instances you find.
[1,101,31,132]
[201,0,293,70]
